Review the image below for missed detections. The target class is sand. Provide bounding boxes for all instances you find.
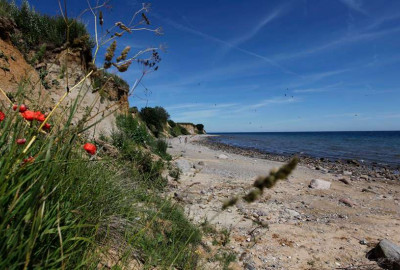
[167,135,400,270]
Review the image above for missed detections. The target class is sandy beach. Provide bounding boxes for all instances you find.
[167,135,400,270]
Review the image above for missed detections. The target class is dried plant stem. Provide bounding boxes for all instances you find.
[0,87,13,104]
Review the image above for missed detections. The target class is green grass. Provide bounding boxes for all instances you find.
[1,0,93,55]
[0,89,200,269]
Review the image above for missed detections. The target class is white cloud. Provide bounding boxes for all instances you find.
[154,14,299,76]
[339,0,368,15]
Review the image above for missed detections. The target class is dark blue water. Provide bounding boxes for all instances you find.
[209,131,400,166]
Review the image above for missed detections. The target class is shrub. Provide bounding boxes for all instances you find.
[129,106,138,114]
[154,139,171,160]
[196,123,204,133]
[113,114,151,147]
[179,125,190,135]
[168,119,176,127]
[139,106,170,137]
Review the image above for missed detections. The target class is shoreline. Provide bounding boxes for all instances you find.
[196,135,400,182]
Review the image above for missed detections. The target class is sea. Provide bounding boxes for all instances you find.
[208,131,400,167]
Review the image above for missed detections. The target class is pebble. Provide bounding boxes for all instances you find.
[359,239,368,245]
[338,178,351,185]
[339,198,356,207]
[309,179,331,190]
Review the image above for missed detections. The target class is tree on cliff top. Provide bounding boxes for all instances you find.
[139,106,170,137]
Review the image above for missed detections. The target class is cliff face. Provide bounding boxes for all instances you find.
[176,123,206,135]
[0,17,129,137]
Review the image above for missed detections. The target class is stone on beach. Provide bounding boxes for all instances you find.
[366,239,400,270]
[309,179,331,189]
[338,178,351,185]
[217,154,229,160]
[339,198,357,207]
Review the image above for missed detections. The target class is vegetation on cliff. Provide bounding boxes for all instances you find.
[0,0,93,55]
[137,106,206,138]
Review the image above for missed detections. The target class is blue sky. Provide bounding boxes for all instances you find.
[29,0,400,132]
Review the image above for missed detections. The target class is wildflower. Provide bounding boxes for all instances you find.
[12,104,18,111]
[16,138,26,145]
[83,143,97,155]
[23,156,35,164]
[35,112,46,122]
[21,110,36,121]
[43,123,51,130]
[19,104,27,113]
[0,111,5,122]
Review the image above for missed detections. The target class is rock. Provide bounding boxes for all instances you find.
[339,198,356,207]
[286,209,300,218]
[198,161,205,166]
[256,210,267,217]
[366,239,400,270]
[343,171,352,176]
[360,239,368,245]
[244,262,256,270]
[359,175,369,181]
[174,192,184,202]
[347,159,360,166]
[309,179,331,190]
[217,154,229,160]
[174,159,193,173]
[338,178,351,185]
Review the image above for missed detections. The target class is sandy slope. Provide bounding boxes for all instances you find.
[167,135,400,270]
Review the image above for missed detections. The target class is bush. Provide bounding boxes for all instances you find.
[155,139,171,160]
[196,123,204,133]
[168,119,176,127]
[113,114,151,147]
[129,106,138,114]
[139,106,170,137]
[179,125,190,135]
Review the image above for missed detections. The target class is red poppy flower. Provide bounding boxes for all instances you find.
[21,110,36,121]
[0,111,5,122]
[19,104,27,113]
[16,138,26,145]
[12,104,18,111]
[83,143,97,155]
[35,112,46,122]
[43,123,51,130]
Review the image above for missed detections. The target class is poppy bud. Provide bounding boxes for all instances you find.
[43,123,51,130]
[83,143,97,155]
[19,104,27,113]
[23,156,35,164]
[16,138,26,145]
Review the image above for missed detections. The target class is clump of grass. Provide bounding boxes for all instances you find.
[1,0,93,55]
[214,251,237,270]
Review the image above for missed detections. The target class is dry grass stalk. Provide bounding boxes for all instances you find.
[222,157,299,209]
